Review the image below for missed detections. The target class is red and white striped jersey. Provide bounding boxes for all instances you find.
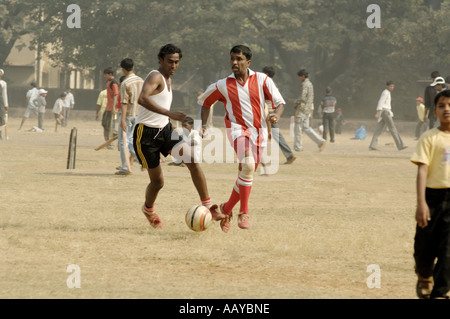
[198,69,285,147]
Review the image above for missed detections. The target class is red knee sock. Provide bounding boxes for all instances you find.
[237,176,253,215]
[223,181,240,215]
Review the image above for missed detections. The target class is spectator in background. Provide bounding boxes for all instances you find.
[414,97,427,140]
[53,92,67,132]
[0,69,8,140]
[424,71,440,129]
[102,67,119,148]
[96,89,108,121]
[18,82,39,131]
[62,87,75,127]
[321,87,337,143]
[32,89,48,131]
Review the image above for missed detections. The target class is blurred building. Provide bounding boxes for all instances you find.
[3,34,95,90]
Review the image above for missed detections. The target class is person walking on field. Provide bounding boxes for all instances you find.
[198,45,285,232]
[117,58,144,175]
[102,67,119,148]
[369,81,407,151]
[293,69,326,152]
[410,89,450,299]
[262,66,296,165]
[134,44,216,229]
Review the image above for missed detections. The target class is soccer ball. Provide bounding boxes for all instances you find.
[185,205,212,232]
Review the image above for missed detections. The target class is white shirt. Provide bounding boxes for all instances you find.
[0,80,8,107]
[53,98,65,114]
[136,70,173,128]
[26,87,39,108]
[64,92,75,108]
[376,89,391,111]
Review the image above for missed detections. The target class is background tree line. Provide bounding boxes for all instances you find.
[1,0,449,119]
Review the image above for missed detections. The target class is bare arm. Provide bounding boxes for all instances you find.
[269,104,284,124]
[415,163,430,228]
[200,106,210,136]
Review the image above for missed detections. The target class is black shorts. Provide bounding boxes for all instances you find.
[133,122,183,169]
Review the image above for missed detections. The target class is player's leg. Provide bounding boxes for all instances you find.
[171,141,214,212]
[369,117,385,150]
[303,116,326,150]
[384,114,406,150]
[220,137,256,231]
[293,116,303,151]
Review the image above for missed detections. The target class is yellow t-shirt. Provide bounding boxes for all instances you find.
[416,103,425,122]
[411,128,450,188]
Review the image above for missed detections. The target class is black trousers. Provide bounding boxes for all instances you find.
[414,188,450,298]
[322,112,335,142]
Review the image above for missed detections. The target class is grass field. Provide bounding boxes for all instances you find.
[0,113,421,299]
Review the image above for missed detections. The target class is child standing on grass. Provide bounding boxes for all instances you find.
[411,89,450,299]
[52,93,66,132]
[32,89,48,131]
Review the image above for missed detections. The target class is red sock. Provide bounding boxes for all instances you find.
[237,176,253,214]
[223,181,240,215]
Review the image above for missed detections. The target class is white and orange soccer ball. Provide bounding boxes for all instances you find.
[185,205,212,232]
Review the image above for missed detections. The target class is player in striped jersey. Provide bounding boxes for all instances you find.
[198,45,285,232]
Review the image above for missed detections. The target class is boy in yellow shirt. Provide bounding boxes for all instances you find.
[415,97,427,140]
[411,89,450,299]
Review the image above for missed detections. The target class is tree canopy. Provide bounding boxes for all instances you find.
[1,0,449,119]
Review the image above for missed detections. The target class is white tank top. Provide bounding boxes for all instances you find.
[136,70,172,128]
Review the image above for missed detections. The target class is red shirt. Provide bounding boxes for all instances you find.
[106,80,119,111]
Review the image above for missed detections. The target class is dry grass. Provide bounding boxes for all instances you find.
[0,114,420,299]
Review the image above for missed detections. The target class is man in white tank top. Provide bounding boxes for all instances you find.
[133,44,217,229]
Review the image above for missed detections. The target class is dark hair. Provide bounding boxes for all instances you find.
[326,87,332,94]
[262,66,275,78]
[184,116,194,125]
[230,45,252,60]
[386,81,394,86]
[120,58,134,72]
[30,82,37,87]
[431,71,441,79]
[103,67,114,75]
[297,69,309,78]
[434,89,450,105]
[158,44,182,60]
[60,92,67,98]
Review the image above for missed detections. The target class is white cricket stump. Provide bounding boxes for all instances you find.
[67,127,77,169]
